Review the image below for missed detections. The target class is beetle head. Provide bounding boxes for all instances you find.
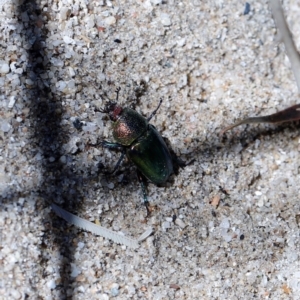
[100,101,123,122]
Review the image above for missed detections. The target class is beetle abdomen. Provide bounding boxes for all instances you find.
[113,108,147,146]
[126,125,173,185]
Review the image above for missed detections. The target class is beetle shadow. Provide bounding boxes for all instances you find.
[182,120,300,189]
[157,120,300,199]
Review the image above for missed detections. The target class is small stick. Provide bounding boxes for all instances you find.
[221,104,300,134]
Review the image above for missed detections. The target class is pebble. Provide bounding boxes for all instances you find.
[160,13,172,26]
[1,120,11,132]
[50,57,64,67]
[77,285,85,293]
[175,218,186,229]
[70,263,81,277]
[170,283,180,290]
[63,36,75,44]
[0,61,10,74]
[13,68,23,76]
[8,96,16,108]
[82,122,97,132]
[60,7,71,21]
[100,294,109,300]
[60,155,67,163]
[178,74,187,88]
[162,221,171,231]
[56,81,67,92]
[10,289,21,299]
[105,16,116,25]
[257,197,264,207]
[64,136,81,154]
[177,38,186,47]
[110,283,119,297]
[67,79,76,91]
[18,198,25,205]
[222,232,232,243]
[151,0,162,4]
[46,279,56,290]
[107,182,115,189]
[85,16,95,29]
[68,67,75,77]
[77,242,85,250]
[25,79,34,85]
[34,152,43,161]
[219,218,230,229]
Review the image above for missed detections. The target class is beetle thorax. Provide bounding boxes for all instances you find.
[112,108,148,146]
[108,104,123,122]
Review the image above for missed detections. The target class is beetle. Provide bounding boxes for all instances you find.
[97,88,175,215]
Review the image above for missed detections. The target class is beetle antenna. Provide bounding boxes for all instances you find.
[147,97,163,122]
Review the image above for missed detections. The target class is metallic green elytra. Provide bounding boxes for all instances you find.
[99,88,174,214]
[126,124,173,185]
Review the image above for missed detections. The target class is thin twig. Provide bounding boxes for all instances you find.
[221,104,300,134]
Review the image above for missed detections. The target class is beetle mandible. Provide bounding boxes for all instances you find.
[98,88,175,215]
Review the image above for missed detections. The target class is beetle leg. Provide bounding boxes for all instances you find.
[173,155,189,168]
[101,140,124,150]
[100,141,126,174]
[107,150,126,175]
[93,140,126,174]
[115,87,121,102]
[137,170,150,216]
[147,98,163,122]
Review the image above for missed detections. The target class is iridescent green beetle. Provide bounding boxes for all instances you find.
[98,88,174,215]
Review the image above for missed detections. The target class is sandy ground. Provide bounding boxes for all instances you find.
[1,0,300,299]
